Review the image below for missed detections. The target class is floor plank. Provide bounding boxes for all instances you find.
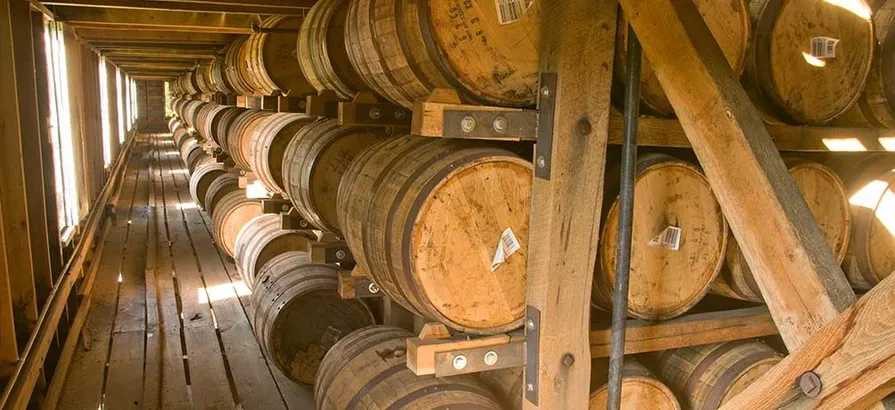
[156,137,236,410]
[57,138,146,409]
[161,136,287,410]
[105,143,152,410]
[149,137,192,409]
[56,134,316,409]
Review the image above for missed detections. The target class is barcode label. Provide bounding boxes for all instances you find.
[810,37,840,59]
[648,226,682,251]
[491,227,522,271]
[496,0,525,25]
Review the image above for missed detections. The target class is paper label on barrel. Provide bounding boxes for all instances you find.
[495,0,528,25]
[648,226,682,251]
[810,37,840,59]
[491,227,522,271]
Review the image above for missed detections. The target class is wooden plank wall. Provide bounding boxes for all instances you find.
[136,79,166,130]
[0,10,130,404]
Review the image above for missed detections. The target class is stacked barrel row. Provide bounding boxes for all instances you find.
[166,113,380,394]
[314,327,784,410]
[161,0,895,408]
[171,0,892,127]
[165,108,535,407]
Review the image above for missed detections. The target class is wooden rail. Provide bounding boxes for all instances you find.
[0,132,136,409]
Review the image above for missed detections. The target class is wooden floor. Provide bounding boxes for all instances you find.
[57,134,315,410]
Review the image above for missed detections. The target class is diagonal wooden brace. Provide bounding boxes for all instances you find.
[617,0,855,351]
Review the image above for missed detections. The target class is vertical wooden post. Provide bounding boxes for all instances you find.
[0,0,40,348]
[106,61,121,161]
[32,11,64,286]
[11,0,54,310]
[615,0,855,350]
[524,0,617,408]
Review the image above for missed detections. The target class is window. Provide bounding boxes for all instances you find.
[116,67,125,142]
[99,57,112,167]
[43,20,79,234]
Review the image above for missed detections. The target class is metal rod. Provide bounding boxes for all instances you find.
[607,26,641,410]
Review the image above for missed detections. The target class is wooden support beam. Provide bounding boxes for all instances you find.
[606,112,895,152]
[13,0,53,312]
[42,0,309,15]
[721,272,895,409]
[53,7,255,33]
[617,0,855,350]
[102,49,216,59]
[524,0,616,408]
[417,103,895,152]
[32,11,63,288]
[75,28,235,44]
[1,0,39,357]
[589,306,778,357]
[92,43,222,51]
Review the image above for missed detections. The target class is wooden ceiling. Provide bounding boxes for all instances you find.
[38,0,315,80]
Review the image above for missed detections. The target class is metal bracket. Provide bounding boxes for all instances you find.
[338,270,382,299]
[535,73,557,180]
[257,96,278,111]
[443,110,538,141]
[434,340,525,377]
[280,208,312,230]
[525,305,541,405]
[276,96,307,113]
[324,246,354,265]
[339,102,411,127]
[261,197,291,214]
[305,91,344,118]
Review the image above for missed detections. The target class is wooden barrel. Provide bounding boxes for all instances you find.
[595,154,727,321]
[246,16,317,97]
[315,326,502,409]
[745,0,874,125]
[281,119,389,233]
[224,36,259,95]
[834,3,895,128]
[251,251,375,385]
[588,359,680,410]
[185,101,208,130]
[168,117,181,133]
[248,113,314,194]
[233,214,318,286]
[181,72,200,95]
[712,160,851,301]
[655,341,783,410]
[209,54,234,95]
[614,0,749,117]
[211,190,263,257]
[825,154,895,289]
[189,163,227,209]
[204,173,239,216]
[188,152,213,175]
[196,104,227,145]
[226,109,274,170]
[174,130,192,153]
[478,368,523,410]
[213,106,246,149]
[194,63,216,95]
[297,0,370,99]
[339,136,531,334]
[179,139,201,167]
[345,0,539,108]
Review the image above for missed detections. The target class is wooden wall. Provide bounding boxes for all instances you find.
[136,79,166,130]
[0,6,136,405]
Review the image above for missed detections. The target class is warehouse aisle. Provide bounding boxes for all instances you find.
[57,134,314,410]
